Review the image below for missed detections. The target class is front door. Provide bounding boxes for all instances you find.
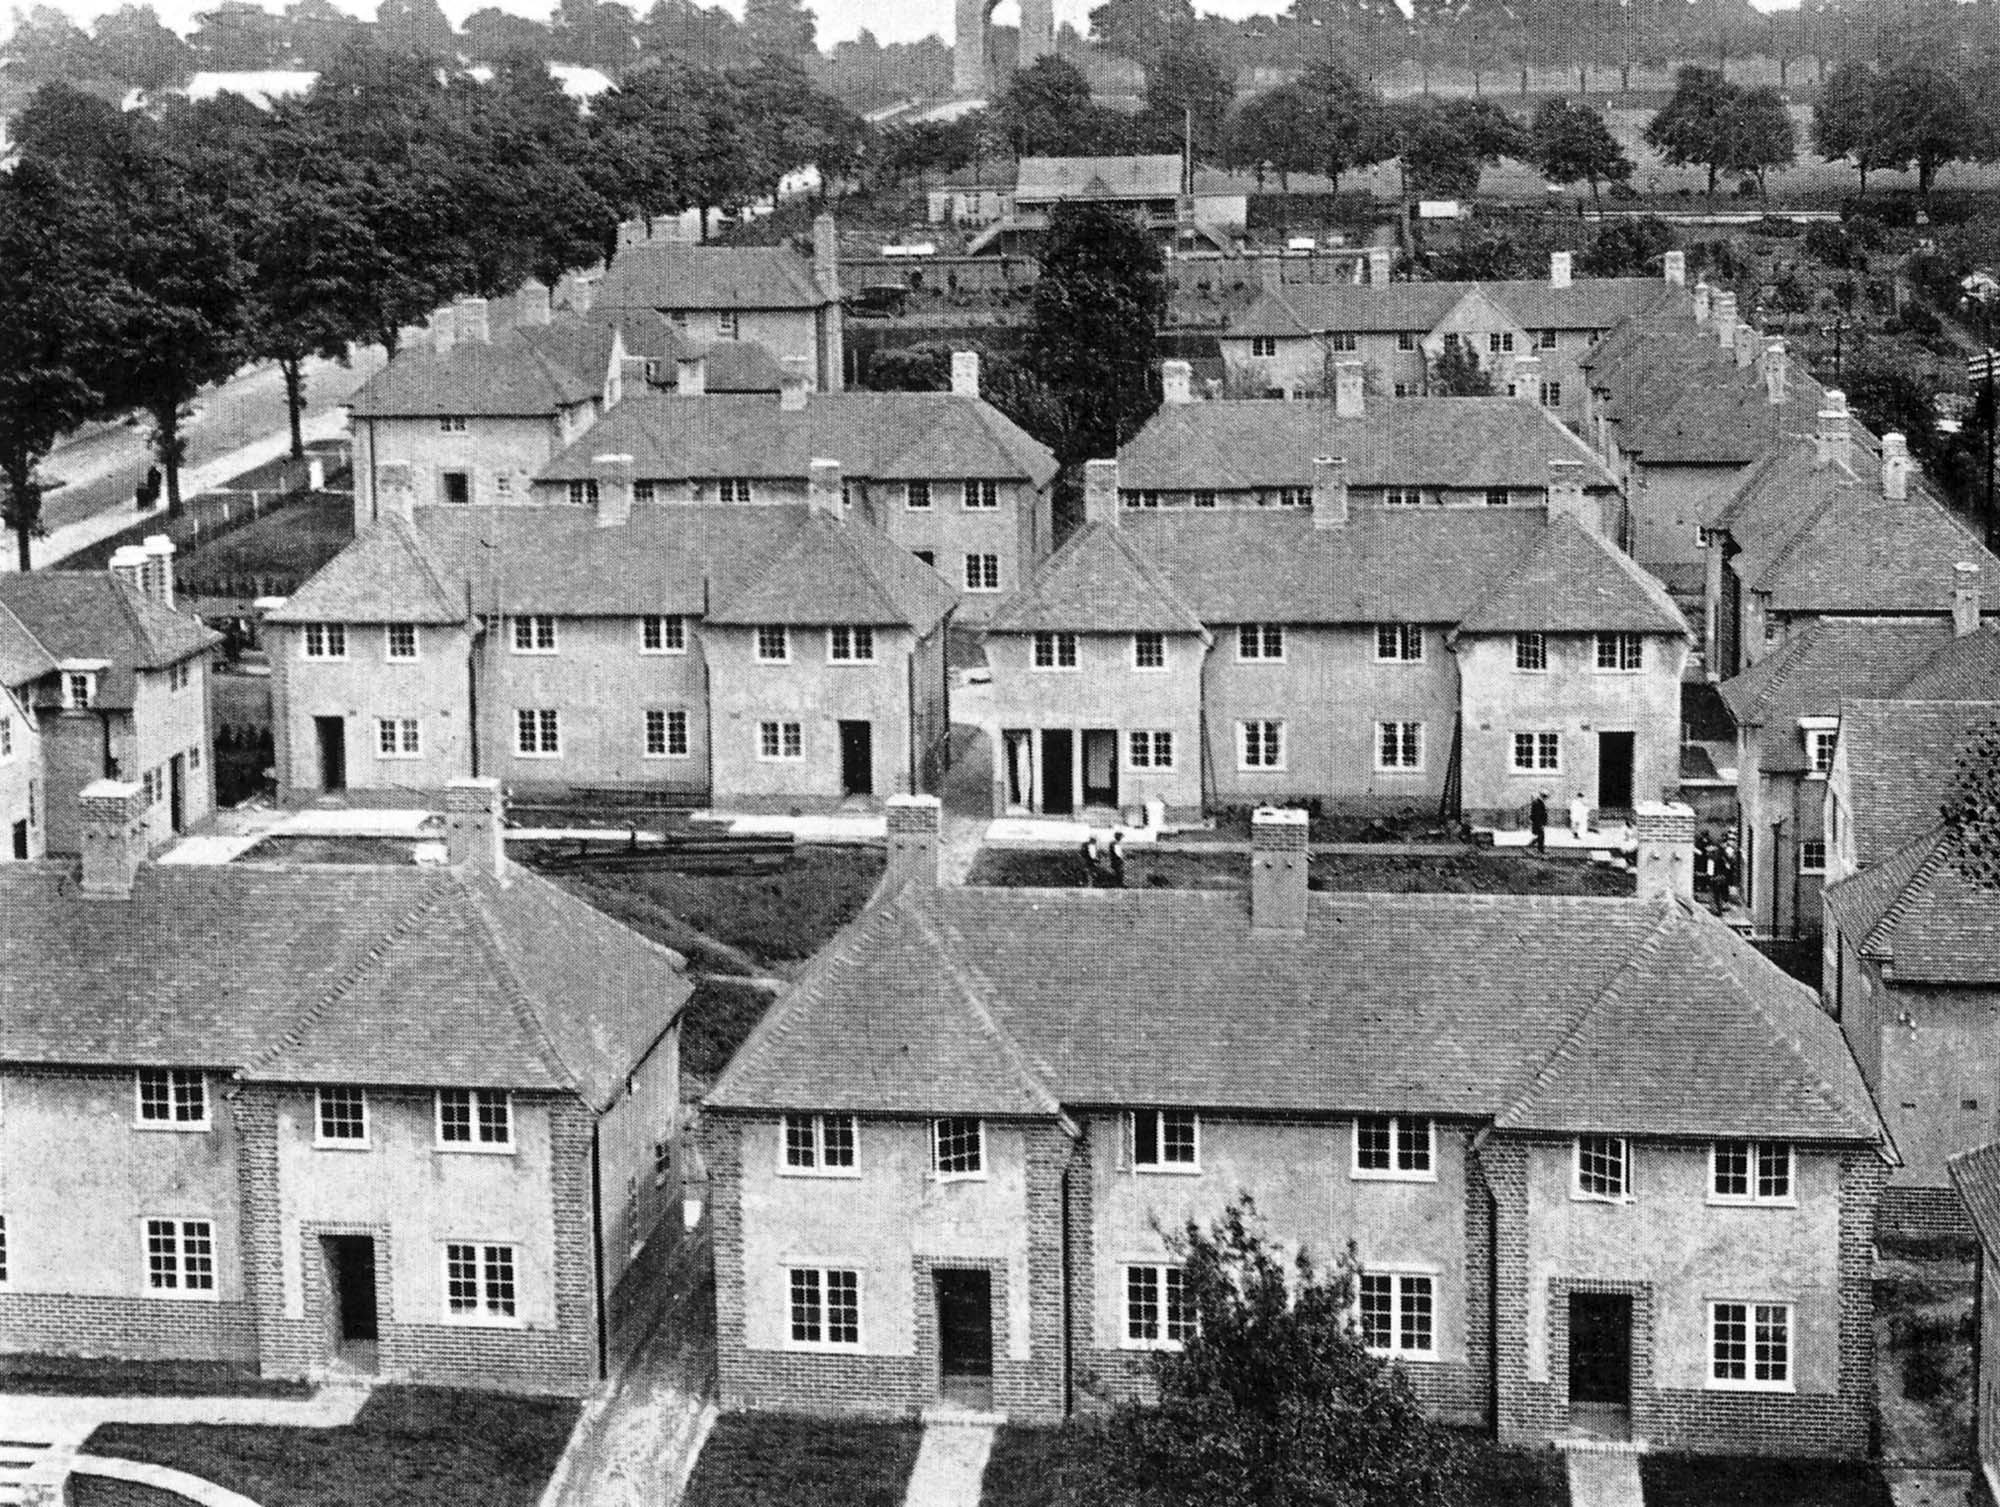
[324,1235,379,1372]
[935,1269,993,1407]
[10,820,26,859]
[168,753,186,833]
[839,720,874,797]
[1082,729,1119,809]
[1040,729,1074,816]
[1568,1293,1632,1408]
[1597,731,1635,813]
[315,716,346,793]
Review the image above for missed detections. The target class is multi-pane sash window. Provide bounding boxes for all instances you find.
[641,615,686,653]
[1237,623,1284,660]
[783,1114,857,1173]
[438,1089,512,1148]
[386,624,418,660]
[1125,1265,1195,1347]
[1359,1272,1434,1355]
[828,627,875,662]
[965,479,999,509]
[1712,1141,1793,1204]
[1807,729,1838,776]
[1398,331,1418,351]
[789,1267,860,1346]
[440,415,467,432]
[632,481,655,504]
[931,1118,984,1177]
[717,478,754,503]
[906,481,932,509]
[1353,1116,1434,1178]
[964,554,1001,591]
[0,1215,7,1282]
[512,616,557,653]
[303,623,346,659]
[1515,632,1547,671]
[1032,632,1078,670]
[137,1070,207,1126]
[1595,632,1643,671]
[568,480,599,507]
[717,312,739,339]
[1385,488,1421,507]
[1512,732,1560,772]
[1129,731,1174,769]
[0,715,11,759]
[1541,381,1562,408]
[1276,487,1309,508]
[377,718,420,757]
[1711,1302,1790,1388]
[515,709,559,755]
[1240,720,1284,769]
[758,721,803,759]
[1327,330,1357,351]
[1193,489,1217,508]
[1376,721,1422,770]
[66,672,94,708]
[446,1243,517,1320]
[317,1087,368,1145]
[1489,331,1515,353]
[1485,488,1510,508]
[1538,328,1559,350]
[645,709,689,758]
[1132,1110,1199,1169]
[1375,624,1423,662]
[1251,335,1278,357]
[1122,489,1162,510]
[145,1219,215,1294]
[755,626,789,662]
[1575,1136,1629,1200]
[1133,633,1166,669]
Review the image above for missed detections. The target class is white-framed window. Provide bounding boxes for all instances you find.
[1574,1136,1629,1201]
[1237,623,1285,661]
[1710,1301,1791,1390]
[1515,632,1547,672]
[1376,721,1423,771]
[1485,488,1511,508]
[1032,631,1078,670]
[645,709,689,758]
[1193,489,1217,508]
[782,1114,858,1175]
[64,671,94,708]
[515,708,560,757]
[964,554,1001,592]
[385,624,418,660]
[1711,1141,1794,1205]
[1125,1264,1195,1348]
[376,718,421,758]
[631,480,655,504]
[1352,1116,1435,1180]
[1537,328,1558,350]
[1806,728,1838,777]
[189,742,201,772]
[144,1218,215,1297]
[1276,487,1310,508]
[1251,335,1278,357]
[1121,489,1161,510]
[1375,624,1423,662]
[757,721,804,760]
[965,479,999,509]
[717,311,739,339]
[755,626,789,663]
[1797,839,1827,875]
[1398,331,1418,352]
[1594,632,1643,672]
[1512,731,1561,772]
[302,623,346,660]
[136,1070,208,1129]
[931,1117,984,1178]
[788,1267,861,1347]
[1327,330,1357,352]
[567,479,599,507]
[641,615,686,654]
[1129,730,1175,769]
[1393,381,1416,397]
[512,615,557,654]
[0,1214,8,1283]
[1541,380,1562,408]
[440,415,466,433]
[828,626,875,663]
[1240,720,1284,770]
[1359,1272,1434,1356]
[1489,331,1515,354]
[316,1086,369,1147]
[437,1089,513,1150]
[1132,1110,1199,1171]
[717,477,754,503]
[905,480,933,510]
[445,1242,518,1322]
[1133,632,1166,669]
[1384,487,1421,508]
[0,714,11,761]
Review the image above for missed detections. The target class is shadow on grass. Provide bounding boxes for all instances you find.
[681,1412,922,1507]
[1640,1454,1893,1507]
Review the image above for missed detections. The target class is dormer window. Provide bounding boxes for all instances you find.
[65,672,95,709]
[439,416,467,433]
[1801,719,1838,777]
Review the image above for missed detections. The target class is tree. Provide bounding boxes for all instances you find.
[188,0,294,69]
[994,54,1098,158]
[1580,215,1677,278]
[1083,1197,1469,1507]
[2,6,99,81]
[1532,97,1632,208]
[1399,97,1528,201]
[286,0,363,69]
[742,0,814,58]
[1429,339,1495,396]
[1716,85,1795,204]
[1942,720,2000,889]
[1296,61,1393,195]
[1088,0,1196,59]
[1813,60,1890,196]
[550,0,639,69]
[1144,34,1233,160]
[1225,82,1320,194]
[1877,58,1972,199]
[92,5,194,92]
[375,0,456,59]
[462,6,554,61]
[1645,65,1736,197]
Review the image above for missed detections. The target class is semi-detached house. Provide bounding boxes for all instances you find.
[0,778,690,1394]
[704,797,1887,1457]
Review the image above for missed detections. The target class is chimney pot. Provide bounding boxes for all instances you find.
[1249,806,1309,933]
[1663,249,1686,287]
[1816,390,1852,469]
[457,296,490,345]
[1333,360,1364,418]
[1881,432,1911,501]
[445,777,506,878]
[594,452,634,528]
[1084,458,1119,527]
[432,308,457,357]
[1760,337,1788,405]
[141,534,175,609]
[1546,459,1597,534]
[79,779,148,898]
[808,457,843,519]
[1311,455,1348,529]
[885,794,941,888]
[1367,247,1392,286]
[676,354,706,397]
[520,281,552,327]
[951,350,980,398]
[780,356,812,412]
[1633,801,1697,904]
[1733,322,1757,369]
[1692,278,1712,325]
[1550,250,1573,289]
[1161,359,1193,406]
[1953,560,1983,637]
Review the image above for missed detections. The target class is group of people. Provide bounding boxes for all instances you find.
[1693,829,1739,913]
[1526,790,1595,852]
[1080,830,1127,887]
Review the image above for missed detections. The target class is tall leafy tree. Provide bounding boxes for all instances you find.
[1645,65,1736,196]
[1716,85,1796,204]
[1088,0,1196,59]
[375,0,457,59]
[994,54,1099,158]
[1296,60,1393,195]
[1225,82,1320,193]
[2,6,99,81]
[1532,96,1632,208]
[285,0,363,69]
[463,6,554,61]
[1430,339,1496,396]
[188,0,294,69]
[550,0,639,69]
[91,5,193,91]
[1813,60,1890,196]
[1877,58,1972,199]
[1399,97,1528,200]
[1143,34,1233,160]
[742,0,815,58]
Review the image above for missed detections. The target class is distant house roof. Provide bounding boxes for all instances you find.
[1117,397,1620,493]
[269,513,466,626]
[0,859,689,1112]
[1717,620,1953,774]
[709,884,1881,1146]
[0,575,219,709]
[1822,826,2000,986]
[987,522,1209,636]
[1231,277,1672,340]
[593,242,833,312]
[1947,1143,2000,1255]
[534,392,1058,489]
[705,511,959,636]
[1834,698,2000,868]
[1015,154,1183,203]
[347,337,599,420]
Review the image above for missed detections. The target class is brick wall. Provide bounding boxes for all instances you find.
[0,1293,257,1364]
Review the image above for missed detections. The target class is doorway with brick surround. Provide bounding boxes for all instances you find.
[1568,1292,1631,1440]
[934,1269,993,1411]
[324,1235,379,1374]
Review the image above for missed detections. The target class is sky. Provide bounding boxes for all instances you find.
[17,0,1800,51]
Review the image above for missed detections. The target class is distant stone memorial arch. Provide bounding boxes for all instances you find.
[954,0,1054,96]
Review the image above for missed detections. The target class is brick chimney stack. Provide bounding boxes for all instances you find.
[1161,359,1193,405]
[808,458,843,519]
[951,350,980,398]
[1815,390,1852,470]
[1711,291,1739,351]
[676,355,706,396]
[1513,354,1541,403]
[1084,458,1119,527]
[1663,249,1686,286]
[1367,247,1392,286]
[1634,801,1697,905]
[1881,433,1912,502]
[1692,278,1712,325]
[1333,360,1364,418]
[1761,338,1788,405]
[1732,322,1757,369]
[445,777,506,878]
[1311,456,1347,530]
[594,453,634,528]
[457,297,490,345]
[886,794,941,889]
[1250,806,1309,934]
[1954,561,1983,637]
[780,357,812,412]
[432,307,456,357]
[79,780,149,899]
[1550,250,1573,289]
[1545,458,1597,535]
[520,282,552,327]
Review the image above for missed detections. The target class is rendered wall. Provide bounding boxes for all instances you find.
[353,414,565,527]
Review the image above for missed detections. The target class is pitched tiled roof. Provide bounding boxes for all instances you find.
[709,885,1880,1145]
[0,596,58,688]
[1232,277,1670,340]
[535,392,1058,489]
[0,859,690,1110]
[1947,1143,2000,1255]
[1748,490,1999,617]
[348,337,598,419]
[1822,826,2000,986]
[1835,699,2000,867]
[707,511,958,633]
[1717,620,1953,773]
[1456,515,1688,637]
[0,574,219,709]
[986,522,1208,636]
[268,513,465,625]
[593,242,832,311]
[1116,397,1619,492]
[1893,625,2000,700]
[1016,154,1183,202]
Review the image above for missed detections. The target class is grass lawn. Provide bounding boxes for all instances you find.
[85,1386,578,1507]
[67,1480,190,1507]
[237,835,421,865]
[1876,1249,1977,1466]
[178,498,355,598]
[967,845,1633,898]
[1640,1454,1893,1507]
[681,1412,921,1507]
[0,1355,310,1399]
[680,977,780,1091]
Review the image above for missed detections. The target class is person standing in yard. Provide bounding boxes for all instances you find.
[1529,791,1550,853]
[1080,833,1102,887]
[1108,830,1126,888]
[1569,791,1590,840]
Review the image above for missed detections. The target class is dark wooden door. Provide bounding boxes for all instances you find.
[935,1270,993,1379]
[1040,729,1073,815]
[1083,730,1119,808]
[1597,731,1635,812]
[326,1236,378,1342]
[839,720,873,797]
[169,753,186,833]
[1568,1293,1632,1406]
[11,820,27,859]
[315,716,346,792]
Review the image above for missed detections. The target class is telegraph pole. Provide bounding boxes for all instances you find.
[1970,349,1999,552]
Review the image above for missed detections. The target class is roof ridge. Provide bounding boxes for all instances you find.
[1105,525,1208,635]
[907,897,1063,1116]
[1857,825,1954,960]
[387,513,465,619]
[460,871,590,1101]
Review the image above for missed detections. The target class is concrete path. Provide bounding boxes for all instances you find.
[2,1385,369,1438]
[901,1420,996,1507]
[691,812,886,843]
[1563,1449,1645,1507]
